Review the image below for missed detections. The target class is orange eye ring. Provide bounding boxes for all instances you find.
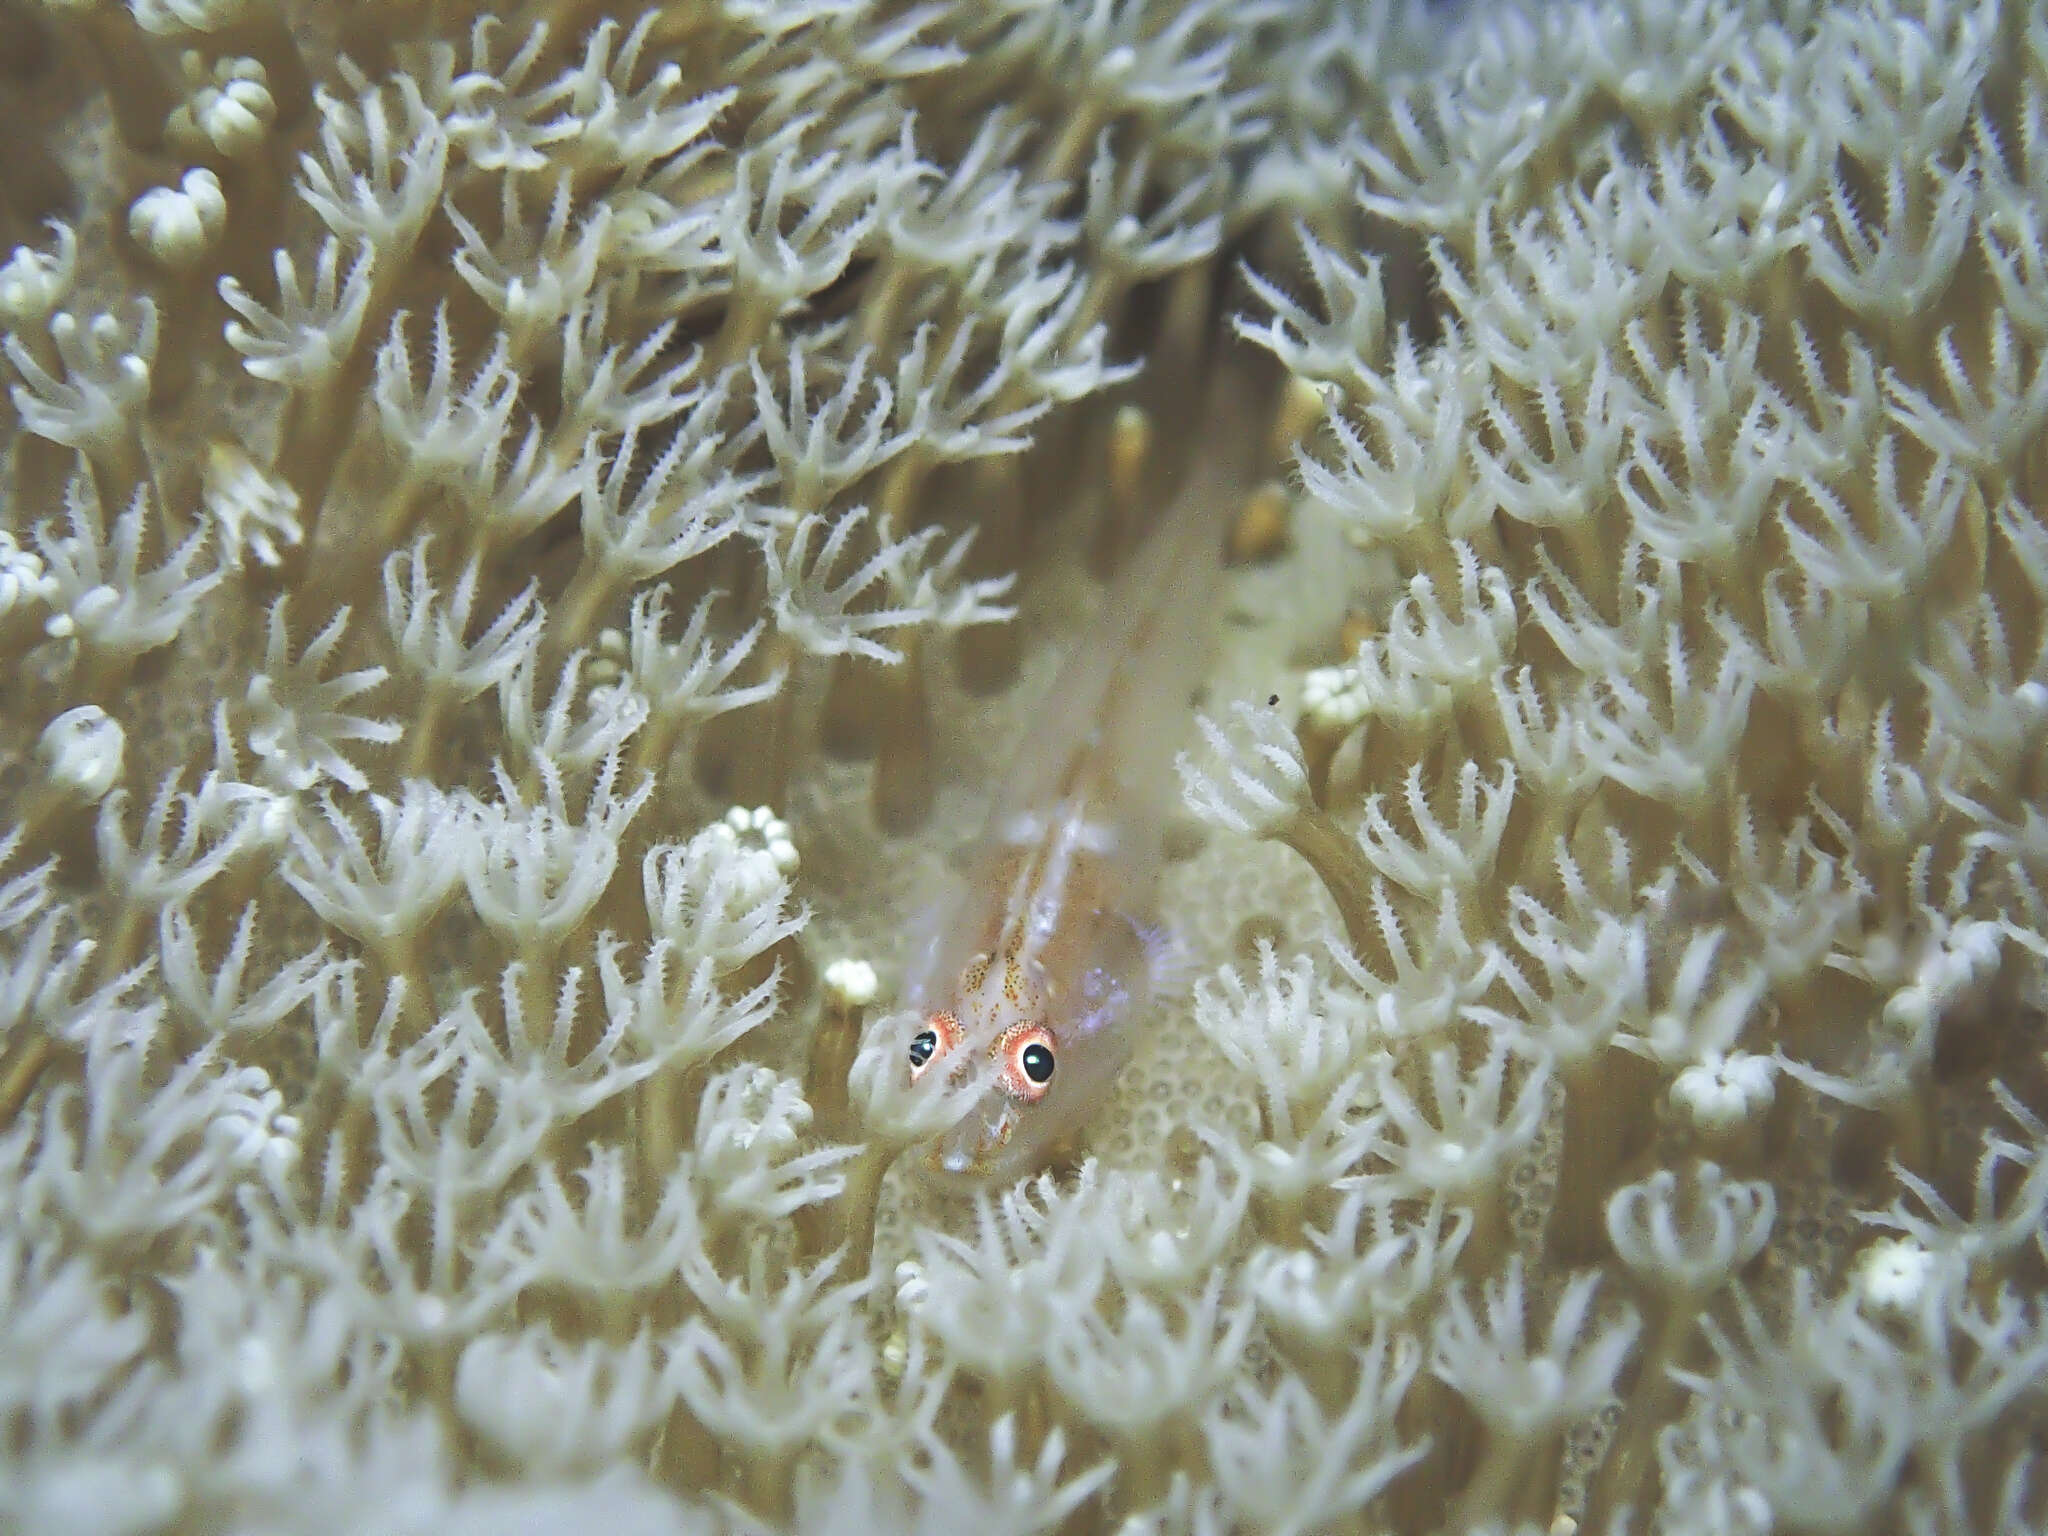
[908,1011,962,1080]
[995,1023,1056,1102]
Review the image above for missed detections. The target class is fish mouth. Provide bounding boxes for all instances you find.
[920,1094,1020,1181]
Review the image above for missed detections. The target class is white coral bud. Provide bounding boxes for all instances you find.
[298,80,448,255]
[0,531,56,617]
[1247,1193,1471,1348]
[382,537,542,699]
[6,1459,182,1534]
[1061,1158,1250,1295]
[718,130,882,318]
[1245,1247,1349,1347]
[157,901,330,1038]
[1576,618,1758,810]
[282,781,473,951]
[483,1144,705,1296]
[1202,1329,1430,1535]
[1301,664,1370,733]
[663,1238,875,1459]
[1212,1080,1384,1214]
[891,317,1049,461]
[373,307,520,484]
[1235,227,1389,389]
[129,169,227,270]
[95,772,257,915]
[611,586,784,730]
[39,706,125,802]
[573,399,764,609]
[198,66,274,154]
[1670,1051,1777,1131]
[557,297,700,438]
[752,341,909,509]
[38,1031,291,1245]
[170,54,275,157]
[203,1064,301,1199]
[1850,1235,1942,1318]
[1375,542,1516,700]
[1082,136,1223,278]
[448,171,612,342]
[501,649,649,774]
[1370,1035,1549,1199]
[822,956,877,1008]
[720,803,799,879]
[1042,1269,1253,1441]
[895,1416,1115,1534]
[1635,925,1767,1067]
[760,506,979,664]
[1357,758,1516,900]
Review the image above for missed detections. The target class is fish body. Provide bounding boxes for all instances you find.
[900,449,1240,1182]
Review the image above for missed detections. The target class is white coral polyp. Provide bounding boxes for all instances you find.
[244,602,399,794]
[463,757,651,949]
[0,223,75,324]
[1880,918,2004,1035]
[219,237,375,387]
[1246,1246,1344,1343]
[1177,700,1310,835]
[1606,1163,1776,1295]
[454,1327,666,1475]
[202,443,304,571]
[1430,1259,1640,1439]
[642,813,803,974]
[37,476,220,659]
[694,1065,855,1224]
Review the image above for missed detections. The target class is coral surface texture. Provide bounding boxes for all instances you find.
[1,0,2046,1532]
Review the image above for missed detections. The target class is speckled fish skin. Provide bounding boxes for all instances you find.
[900,436,1246,1183]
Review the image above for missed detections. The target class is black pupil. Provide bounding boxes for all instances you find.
[1021,1042,1054,1083]
[908,1030,937,1067]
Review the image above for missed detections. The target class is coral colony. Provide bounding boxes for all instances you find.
[2,0,2047,1531]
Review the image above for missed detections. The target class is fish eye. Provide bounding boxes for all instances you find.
[909,1010,961,1081]
[996,1024,1056,1102]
